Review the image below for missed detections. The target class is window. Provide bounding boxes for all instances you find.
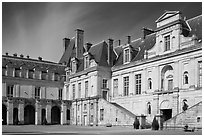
[182,99,188,111]
[90,115,94,123]
[148,78,152,89]
[100,109,104,121]
[15,68,21,77]
[183,71,189,85]
[113,79,118,97]
[2,66,7,76]
[78,83,81,98]
[147,102,151,114]
[35,87,41,99]
[85,81,88,98]
[85,56,89,69]
[28,69,34,79]
[91,103,94,109]
[58,89,62,100]
[72,61,76,72]
[7,85,14,97]
[164,35,170,51]
[123,76,129,96]
[168,79,173,90]
[135,74,141,94]
[198,61,202,87]
[84,104,87,110]
[102,79,108,89]
[41,71,47,80]
[124,49,130,63]
[72,84,75,99]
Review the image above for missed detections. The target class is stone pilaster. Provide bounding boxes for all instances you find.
[46,101,52,124]
[35,100,41,125]
[60,101,67,125]
[18,100,24,124]
[94,99,98,126]
[7,99,13,125]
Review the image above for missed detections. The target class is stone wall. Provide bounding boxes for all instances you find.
[163,101,202,130]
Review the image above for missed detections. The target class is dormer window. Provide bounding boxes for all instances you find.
[71,58,77,73]
[164,35,170,51]
[84,55,89,69]
[124,48,130,63]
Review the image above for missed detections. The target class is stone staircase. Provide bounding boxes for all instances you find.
[163,101,202,130]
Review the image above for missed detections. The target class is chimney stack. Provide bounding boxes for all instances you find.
[5,52,8,56]
[118,40,121,46]
[63,38,70,51]
[20,54,24,58]
[108,38,114,66]
[27,55,30,59]
[142,27,154,39]
[75,29,84,59]
[38,57,42,61]
[84,42,92,52]
[13,53,17,57]
[127,36,131,44]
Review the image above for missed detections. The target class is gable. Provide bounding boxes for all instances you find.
[156,11,180,23]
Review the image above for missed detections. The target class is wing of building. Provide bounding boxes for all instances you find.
[2,11,202,129]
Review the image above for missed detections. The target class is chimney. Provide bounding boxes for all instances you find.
[38,57,42,61]
[20,54,24,58]
[118,40,121,46]
[127,36,131,44]
[142,27,154,39]
[5,52,8,56]
[63,38,70,51]
[27,55,30,59]
[108,38,114,66]
[13,53,17,57]
[84,42,92,52]
[75,29,84,59]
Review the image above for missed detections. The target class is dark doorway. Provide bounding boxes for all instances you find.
[24,105,35,125]
[13,108,19,125]
[41,109,46,125]
[161,109,172,121]
[102,91,107,100]
[2,104,7,125]
[67,109,70,125]
[51,106,60,124]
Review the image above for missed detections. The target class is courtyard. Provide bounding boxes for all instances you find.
[2,125,202,135]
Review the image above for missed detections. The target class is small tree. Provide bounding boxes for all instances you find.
[133,117,140,129]
[152,116,159,130]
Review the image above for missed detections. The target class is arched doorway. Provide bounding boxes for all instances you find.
[13,108,19,125]
[41,109,46,125]
[24,105,35,125]
[160,100,172,121]
[161,65,174,90]
[67,109,70,125]
[2,104,7,125]
[51,106,60,124]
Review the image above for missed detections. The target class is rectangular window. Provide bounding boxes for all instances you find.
[41,71,47,80]
[7,85,14,97]
[84,104,87,110]
[135,74,141,94]
[113,79,118,97]
[78,83,81,98]
[72,84,75,99]
[198,61,202,87]
[102,79,108,89]
[123,76,129,96]
[164,35,170,51]
[58,89,63,100]
[28,69,34,79]
[90,115,94,123]
[35,87,41,99]
[124,49,130,63]
[85,56,89,69]
[100,109,104,121]
[85,81,88,98]
[168,79,173,90]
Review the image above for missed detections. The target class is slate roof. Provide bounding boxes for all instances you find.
[113,15,202,67]
[2,55,66,75]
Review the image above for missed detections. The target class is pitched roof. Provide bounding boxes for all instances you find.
[187,15,202,40]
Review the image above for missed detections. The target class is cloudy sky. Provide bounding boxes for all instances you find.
[2,2,202,62]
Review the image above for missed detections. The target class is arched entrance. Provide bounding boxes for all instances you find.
[160,100,172,121]
[41,109,46,125]
[24,105,35,125]
[51,106,60,124]
[13,108,19,125]
[2,104,7,125]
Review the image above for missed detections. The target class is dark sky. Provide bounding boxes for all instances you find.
[2,2,202,62]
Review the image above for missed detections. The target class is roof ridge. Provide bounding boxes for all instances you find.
[90,40,106,48]
[186,14,202,22]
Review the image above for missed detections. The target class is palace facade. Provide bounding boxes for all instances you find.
[2,11,202,128]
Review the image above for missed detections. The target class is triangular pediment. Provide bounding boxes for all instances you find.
[156,11,180,23]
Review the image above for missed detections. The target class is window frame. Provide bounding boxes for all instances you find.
[135,74,142,94]
[123,76,129,96]
[164,35,170,51]
[124,48,130,63]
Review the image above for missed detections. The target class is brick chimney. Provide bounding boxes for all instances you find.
[38,57,42,61]
[13,53,17,57]
[142,27,154,39]
[20,54,24,58]
[107,38,114,66]
[63,38,70,51]
[75,29,84,59]
[126,36,131,44]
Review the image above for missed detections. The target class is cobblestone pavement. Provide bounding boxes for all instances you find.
[2,125,202,135]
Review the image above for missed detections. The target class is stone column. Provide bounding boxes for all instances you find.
[35,100,41,125]
[94,99,98,126]
[18,100,24,124]
[60,101,67,125]
[46,101,52,124]
[81,100,83,126]
[7,99,13,125]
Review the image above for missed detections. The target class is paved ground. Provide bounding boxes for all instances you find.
[2,125,202,135]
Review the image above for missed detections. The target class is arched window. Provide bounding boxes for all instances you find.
[148,78,152,89]
[183,71,189,85]
[182,99,188,111]
[147,102,151,114]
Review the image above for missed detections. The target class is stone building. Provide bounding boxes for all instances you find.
[62,11,202,127]
[2,54,72,125]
